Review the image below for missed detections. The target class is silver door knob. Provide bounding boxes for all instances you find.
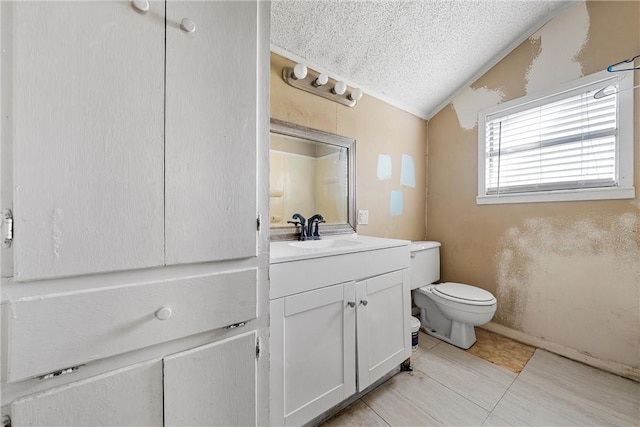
[131,0,150,14]
[360,300,368,306]
[347,301,356,308]
[180,18,196,33]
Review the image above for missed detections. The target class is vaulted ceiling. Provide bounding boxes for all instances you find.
[271,0,577,119]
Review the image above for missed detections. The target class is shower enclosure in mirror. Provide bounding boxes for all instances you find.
[270,119,355,240]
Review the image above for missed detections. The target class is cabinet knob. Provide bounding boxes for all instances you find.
[155,307,172,320]
[180,18,196,34]
[131,0,150,14]
[347,301,356,308]
[359,300,368,306]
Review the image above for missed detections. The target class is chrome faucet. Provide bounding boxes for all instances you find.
[287,213,308,241]
[307,214,325,240]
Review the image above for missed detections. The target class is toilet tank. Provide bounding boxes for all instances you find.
[410,241,441,290]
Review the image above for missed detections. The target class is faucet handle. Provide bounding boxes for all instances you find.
[312,217,326,239]
[288,217,309,241]
[291,213,306,225]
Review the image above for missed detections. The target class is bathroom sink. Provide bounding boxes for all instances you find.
[289,239,363,249]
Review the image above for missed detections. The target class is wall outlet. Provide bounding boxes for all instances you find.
[357,210,369,225]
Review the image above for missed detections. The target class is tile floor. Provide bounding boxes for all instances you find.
[322,331,640,426]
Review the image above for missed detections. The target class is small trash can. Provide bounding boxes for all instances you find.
[411,316,421,351]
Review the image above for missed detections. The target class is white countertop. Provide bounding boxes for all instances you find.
[270,233,410,264]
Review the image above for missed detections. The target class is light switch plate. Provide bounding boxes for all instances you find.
[357,210,369,225]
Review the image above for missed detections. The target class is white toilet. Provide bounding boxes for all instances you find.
[410,241,497,349]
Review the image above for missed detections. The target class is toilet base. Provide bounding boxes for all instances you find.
[421,319,477,350]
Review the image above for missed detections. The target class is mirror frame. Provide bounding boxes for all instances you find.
[270,119,356,241]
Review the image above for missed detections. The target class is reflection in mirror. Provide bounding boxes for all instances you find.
[270,135,347,225]
[270,119,355,240]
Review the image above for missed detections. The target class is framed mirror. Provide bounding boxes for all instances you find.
[270,119,356,240]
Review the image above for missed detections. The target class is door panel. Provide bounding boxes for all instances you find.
[165,1,258,265]
[272,282,356,426]
[13,1,165,280]
[164,332,257,426]
[357,270,410,391]
[12,360,163,426]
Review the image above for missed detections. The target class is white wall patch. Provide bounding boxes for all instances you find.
[452,86,504,130]
[525,2,590,95]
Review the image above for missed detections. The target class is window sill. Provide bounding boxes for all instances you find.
[476,186,635,205]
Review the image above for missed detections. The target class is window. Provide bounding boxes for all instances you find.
[477,70,634,204]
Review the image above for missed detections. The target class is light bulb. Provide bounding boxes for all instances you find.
[333,81,347,95]
[349,88,363,101]
[313,73,329,87]
[293,63,308,80]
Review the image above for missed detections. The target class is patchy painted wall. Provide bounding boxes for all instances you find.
[271,53,427,240]
[427,1,640,378]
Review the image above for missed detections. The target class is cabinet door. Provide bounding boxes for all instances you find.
[11,360,163,426]
[356,270,411,391]
[164,332,258,426]
[165,1,258,265]
[271,282,356,426]
[12,1,165,281]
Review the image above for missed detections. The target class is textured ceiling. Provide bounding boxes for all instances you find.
[271,0,576,119]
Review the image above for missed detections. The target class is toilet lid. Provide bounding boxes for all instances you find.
[433,282,495,304]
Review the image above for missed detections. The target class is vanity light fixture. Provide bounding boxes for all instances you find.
[283,63,363,107]
[313,73,329,87]
[349,88,363,102]
[332,81,347,95]
[292,63,308,80]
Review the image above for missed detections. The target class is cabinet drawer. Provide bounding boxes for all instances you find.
[6,269,257,382]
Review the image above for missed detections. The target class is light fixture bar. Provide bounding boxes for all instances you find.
[282,66,360,107]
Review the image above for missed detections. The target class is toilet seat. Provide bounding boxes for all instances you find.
[431,282,496,306]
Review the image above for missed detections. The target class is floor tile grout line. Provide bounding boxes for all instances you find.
[369,335,523,426]
[413,340,521,419]
[486,348,531,418]
[360,397,392,426]
[408,361,495,418]
[366,372,457,427]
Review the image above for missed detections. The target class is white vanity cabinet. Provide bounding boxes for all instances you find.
[270,237,411,426]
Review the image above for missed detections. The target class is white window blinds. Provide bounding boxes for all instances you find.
[484,81,618,195]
